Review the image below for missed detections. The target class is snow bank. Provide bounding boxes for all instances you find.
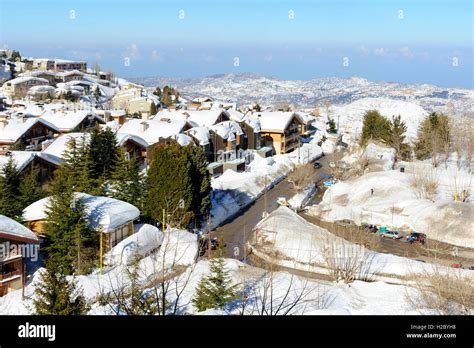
[309,165,474,248]
[104,224,164,266]
[342,142,396,172]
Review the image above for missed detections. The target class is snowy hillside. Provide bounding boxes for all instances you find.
[131,74,474,117]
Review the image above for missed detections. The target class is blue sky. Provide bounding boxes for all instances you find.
[1,0,472,87]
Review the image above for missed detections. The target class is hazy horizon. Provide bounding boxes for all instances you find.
[1,0,472,88]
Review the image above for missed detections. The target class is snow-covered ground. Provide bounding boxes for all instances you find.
[251,206,474,281]
[210,141,323,228]
[308,158,474,248]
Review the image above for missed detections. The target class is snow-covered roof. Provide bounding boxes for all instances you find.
[20,70,56,77]
[225,109,245,122]
[0,116,59,143]
[0,214,38,243]
[186,126,210,146]
[252,111,303,133]
[242,114,262,132]
[185,110,226,127]
[40,132,89,165]
[3,76,49,85]
[40,110,103,132]
[116,132,148,149]
[27,85,55,94]
[55,70,85,77]
[210,121,243,141]
[174,133,192,146]
[23,193,140,233]
[0,151,37,174]
[104,223,164,266]
[117,118,188,146]
[154,109,187,121]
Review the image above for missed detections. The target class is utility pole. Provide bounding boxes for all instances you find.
[297,137,301,164]
[243,225,246,263]
[99,227,103,275]
[162,208,165,233]
[207,214,211,259]
[264,174,268,216]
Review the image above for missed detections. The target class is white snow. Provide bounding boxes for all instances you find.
[0,151,37,173]
[40,110,103,132]
[104,223,164,266]
[0,214,38,243]
[22,193,140,233]
[117,118,187,146]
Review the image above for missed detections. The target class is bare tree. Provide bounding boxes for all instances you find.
[287,164,314,192]
[406,266,474,315]
[408,164,439,201]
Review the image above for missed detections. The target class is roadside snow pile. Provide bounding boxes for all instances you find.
[104,224,164,266]
[210,143,322,227]
[288,184,317,210]
[251,206,474,280]
[342,142,396,172]
[309,164,474,248]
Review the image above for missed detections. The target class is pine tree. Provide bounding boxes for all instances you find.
[192,252,238,312]
[327,117,337,134]
[88,127,120,181]
[18,165,46,212]
[153,87,162,97]
[110,150,146,210]
[146,142,193,227]
[150,101,157,115]
[386,115,409,161]
[44,177,98,275]
[33,259,89,315]
[359,110,391,146]
[0,158,21,219]
[93,85,101,102]
[186,145,211,222]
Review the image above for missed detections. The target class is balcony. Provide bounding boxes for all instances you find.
[0,269,21,282]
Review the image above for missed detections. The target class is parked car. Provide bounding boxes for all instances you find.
[381,230,402,239]
[407,232,426,245]
[363,224,378,234]
[329,162,336,168]
[313,162,322,169]
[469,266,474,270]
[451,263,462,268]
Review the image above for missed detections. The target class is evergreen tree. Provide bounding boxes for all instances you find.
[88,127,120,181]
[192,251,238,312]
[33,259,89,315]
[386,115,410,161]
[152,87,162,97]
[110,150,146,211]
[44,176,98,275]
[415,112,451,162]
[18,165,46,212]
[327,117,337,134]
[186,145,211,222]
[150,101,157,115]
[359,110,391,146]
[0,158,21,219]
[146,142,193,227]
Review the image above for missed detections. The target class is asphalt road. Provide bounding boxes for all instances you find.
[212,155,331,259]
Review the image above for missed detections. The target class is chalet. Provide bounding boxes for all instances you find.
[191,96,213,109]
[0,115,60,151]
[252,111,304,155]
[186,126,212,159]
[111,89,159,118]
[2,77,49,99]
[40,110,105,133]
[185,110,229,128]
[0,150,58,185]
[19,70,57,85]
[295,112,317,137]
[0,215,39,296]
[32,58,55,71]
[40,132,89,166]
[209,121,247,172]
[23,193,140,252]
[54,70,85,83]
[53,59,87,72]
[116,133,148,164]
[117,118,191,147]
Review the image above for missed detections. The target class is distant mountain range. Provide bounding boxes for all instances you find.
[129,74,474,116]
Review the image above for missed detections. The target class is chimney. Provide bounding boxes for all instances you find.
[141,112,149,121]
[139,121,149,133]
[104,111,111,122]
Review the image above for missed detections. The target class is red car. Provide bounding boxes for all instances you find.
[451,263,462,268]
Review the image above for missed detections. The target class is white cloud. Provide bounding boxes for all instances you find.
[150,49,163,62]
[373,47,388,56]
[356,45,370,55]
[123,43,140,59]
[398,46,414,58]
